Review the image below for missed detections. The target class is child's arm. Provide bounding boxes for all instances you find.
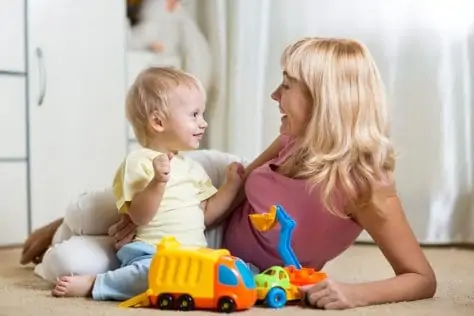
[118,152,173,226]
[202,162,244,227]
[127,179,165,226]
[205,134,283,224]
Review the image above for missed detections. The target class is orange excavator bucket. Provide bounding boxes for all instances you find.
[284,266,327,286]
[248,205,278,231]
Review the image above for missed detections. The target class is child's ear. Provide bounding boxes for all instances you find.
[149,111,165,133]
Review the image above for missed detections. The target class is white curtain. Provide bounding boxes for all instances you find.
[191,0,474,244]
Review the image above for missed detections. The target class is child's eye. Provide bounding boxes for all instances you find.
[192,111,199,118]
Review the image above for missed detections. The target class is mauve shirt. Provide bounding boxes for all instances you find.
[223,135,362,271]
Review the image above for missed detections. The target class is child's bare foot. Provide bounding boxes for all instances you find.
[52,275,96,297]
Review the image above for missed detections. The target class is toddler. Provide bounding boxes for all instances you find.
[51,67,244,300]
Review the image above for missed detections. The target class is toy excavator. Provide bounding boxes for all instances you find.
[249,204,327,309]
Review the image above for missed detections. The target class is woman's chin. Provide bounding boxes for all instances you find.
[280,124,292,136]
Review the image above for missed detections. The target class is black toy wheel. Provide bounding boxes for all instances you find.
[217,296,236,313]
[177,294,195,311]
[156,293,174,310]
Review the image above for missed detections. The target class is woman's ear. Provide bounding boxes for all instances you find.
[149,111,165,133]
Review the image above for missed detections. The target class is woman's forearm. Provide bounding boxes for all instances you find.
[243,135,281,178]
[351,273,436,307]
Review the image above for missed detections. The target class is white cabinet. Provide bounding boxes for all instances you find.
[0,76,27,158]
[27,0,127,230]
[0,1,26,72]
[0,164,29,245]
[0,0,128,245]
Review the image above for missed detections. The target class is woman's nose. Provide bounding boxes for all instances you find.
[271,89,280,101]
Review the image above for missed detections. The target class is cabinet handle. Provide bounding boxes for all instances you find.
[35,47,47,106]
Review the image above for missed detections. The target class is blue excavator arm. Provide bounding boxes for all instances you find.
[274,204,302,269]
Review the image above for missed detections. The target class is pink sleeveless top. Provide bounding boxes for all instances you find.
[223,135,362,271]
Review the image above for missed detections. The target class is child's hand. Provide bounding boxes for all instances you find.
[225,162,245,189]
[153,152,174,183]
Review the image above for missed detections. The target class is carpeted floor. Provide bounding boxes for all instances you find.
[0,245,473,315]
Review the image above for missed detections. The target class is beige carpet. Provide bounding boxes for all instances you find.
[0,245,473,315]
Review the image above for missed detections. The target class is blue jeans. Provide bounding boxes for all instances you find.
[92,241,155,301]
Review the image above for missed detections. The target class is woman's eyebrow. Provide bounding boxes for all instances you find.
[282,70,296,81]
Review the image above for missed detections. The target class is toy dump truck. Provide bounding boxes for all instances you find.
[119,236,257,313]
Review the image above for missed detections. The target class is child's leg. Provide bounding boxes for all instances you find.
[52,241,155,301]
[63,188,119,236]
[91,256,151,301]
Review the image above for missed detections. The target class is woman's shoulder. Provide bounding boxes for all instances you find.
[349,172,399,217]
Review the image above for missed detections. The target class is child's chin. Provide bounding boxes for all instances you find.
[183,142,200,151]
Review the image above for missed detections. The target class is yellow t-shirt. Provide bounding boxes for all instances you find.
[112,148,218,247]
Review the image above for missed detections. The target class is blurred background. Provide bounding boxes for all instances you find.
[1,0,473,247]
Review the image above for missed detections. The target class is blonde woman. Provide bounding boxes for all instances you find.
[21,37,436,310]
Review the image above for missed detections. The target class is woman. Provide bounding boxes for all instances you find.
[21,37,436,310]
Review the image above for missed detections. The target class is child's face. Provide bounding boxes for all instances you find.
[162,85,207,151]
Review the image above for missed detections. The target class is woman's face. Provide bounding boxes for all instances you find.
[271,72,312,137]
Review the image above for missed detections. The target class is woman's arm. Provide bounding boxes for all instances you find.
[302,181,436,309]
[349,182,436,307]
[205,136,282,228]
[243,135,282,179]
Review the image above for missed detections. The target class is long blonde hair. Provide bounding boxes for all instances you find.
[278,37,395,217]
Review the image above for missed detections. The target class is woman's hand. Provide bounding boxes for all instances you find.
[108,213,137,249]
[299,279,361,310]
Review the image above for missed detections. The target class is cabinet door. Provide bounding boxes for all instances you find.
[0,163,28,246]
[0,76,26,158]
[27,0,127,229]
[0,1,26,72]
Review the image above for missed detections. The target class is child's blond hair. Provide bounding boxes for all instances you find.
[126,67,205,147]
[278,37,395,217]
